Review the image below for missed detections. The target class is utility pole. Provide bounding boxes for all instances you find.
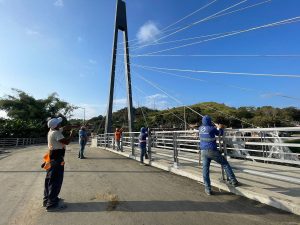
[78,107,86,125]
[105,0,134,152]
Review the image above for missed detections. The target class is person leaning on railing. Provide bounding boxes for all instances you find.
[199,115,239,195]
[139,127,149,165]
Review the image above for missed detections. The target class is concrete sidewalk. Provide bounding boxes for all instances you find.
[0,144,299,225]
[104,145,300,216]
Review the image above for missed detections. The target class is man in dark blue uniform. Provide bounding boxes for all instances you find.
[139,127,148,165]
[199,115,239,195]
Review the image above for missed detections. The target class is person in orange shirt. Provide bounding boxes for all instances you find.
[114,127,123,151]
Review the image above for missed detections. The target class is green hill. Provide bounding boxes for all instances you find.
[88,102,300,133]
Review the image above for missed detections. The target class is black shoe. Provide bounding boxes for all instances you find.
[46,202,67,212]
[229,180,240,187]
[43,197,64,207]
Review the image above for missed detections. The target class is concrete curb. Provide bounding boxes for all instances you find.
[100,147,300,216]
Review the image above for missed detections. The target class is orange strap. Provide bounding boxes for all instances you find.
[43,151,51,170]
[42,150,65,170]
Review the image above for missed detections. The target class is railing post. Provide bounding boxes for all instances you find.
[113,135,115,150]
[110,135,113,148]
[260,131,266,163]
[173,132,179,168]
[16,138,19,147]
[104,134,108,149]
[219,135,225,181]
[98,136,101,147]
[131,133,135,156]
[121,135,123,152]
[147,130,152,162]
[222,133,229,181]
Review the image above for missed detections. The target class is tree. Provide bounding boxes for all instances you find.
[0,89,76,121]
[0,89,77,137]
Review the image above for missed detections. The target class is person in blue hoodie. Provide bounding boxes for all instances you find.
[199,115,239,195]
[139,127,148,165]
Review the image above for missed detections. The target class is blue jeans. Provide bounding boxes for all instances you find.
[201,149,237,190]
[140,146,146,163]
[79,141,86,158]
[116,140,121,151]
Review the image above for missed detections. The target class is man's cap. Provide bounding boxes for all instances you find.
[47,117,63,129]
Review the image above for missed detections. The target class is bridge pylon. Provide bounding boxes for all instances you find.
[105,0,134,152]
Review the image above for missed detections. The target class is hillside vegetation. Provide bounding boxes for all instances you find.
[90,102,300,133]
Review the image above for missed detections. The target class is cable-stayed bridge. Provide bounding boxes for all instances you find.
[1,1,300,224]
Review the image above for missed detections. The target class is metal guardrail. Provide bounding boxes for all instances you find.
[96,127,300,166]
[0,138,47,149]
[94,127,300,185]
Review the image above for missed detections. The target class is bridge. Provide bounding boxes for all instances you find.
[0,141,299,225]
[1,0,300,224]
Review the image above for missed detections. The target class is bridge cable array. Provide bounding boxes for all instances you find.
[131,63,300,102]
[132,16,300,56]
[131,0,272,52]
[132,71,256,127]
[113,1,299,129]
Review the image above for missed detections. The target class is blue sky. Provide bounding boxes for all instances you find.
[0,0,299,119]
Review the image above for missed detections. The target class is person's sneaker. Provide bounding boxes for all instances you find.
[229,180,240,187]
[205,188,212,196]
[140,163,144,165]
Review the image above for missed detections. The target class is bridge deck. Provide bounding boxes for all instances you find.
[0,144,299,225]
[110,145,300,214]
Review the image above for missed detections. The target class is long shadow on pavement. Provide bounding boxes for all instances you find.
[60,199,293,216]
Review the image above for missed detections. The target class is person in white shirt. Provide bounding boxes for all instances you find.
[43,117,75,212]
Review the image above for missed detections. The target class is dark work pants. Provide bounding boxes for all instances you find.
[43,160,64,207]
[140,145,146,163]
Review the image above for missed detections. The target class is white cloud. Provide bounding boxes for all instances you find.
[25,28,40,36]
[144,94,169,110]
[72,104,106,120]
[54,0,64,8]
[0,110,8,119]
[137,21,160,44]
[89,59,97,64]
[260,92,281,99]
